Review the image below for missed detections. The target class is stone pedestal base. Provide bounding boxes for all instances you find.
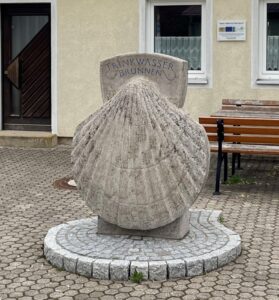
[44,210,242,281]
[97,211,190,240]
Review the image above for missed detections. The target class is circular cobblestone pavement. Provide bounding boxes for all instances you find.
[44,210,241,280]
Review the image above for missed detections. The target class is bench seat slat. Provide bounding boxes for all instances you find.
[204,125,279,135]
[199,116,279,126]
[211,111,279,119]
[222,99,279,106]
[209,142,279,155]
[221,105,279,112]
[207,135,279,144]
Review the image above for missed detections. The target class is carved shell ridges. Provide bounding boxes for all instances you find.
[72,77,210,230]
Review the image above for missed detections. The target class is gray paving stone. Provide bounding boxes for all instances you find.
[149,261,167,281]
[167,260,186,279]
[93,259,111,280]
[203,255,218,273]
[110,260,130,281]
[186,258,203,277]
[76,257,94,277]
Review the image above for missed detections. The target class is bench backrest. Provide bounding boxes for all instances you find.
[199,116,279,145]
[222,99,279,113]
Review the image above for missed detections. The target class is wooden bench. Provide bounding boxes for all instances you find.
[199,116,279,194]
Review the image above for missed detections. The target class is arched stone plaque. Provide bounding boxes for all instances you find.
[100,53,188,108]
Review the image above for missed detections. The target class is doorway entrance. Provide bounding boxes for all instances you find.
[2,4,51,131]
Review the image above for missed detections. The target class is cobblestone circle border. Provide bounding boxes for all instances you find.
[44,209,241,281]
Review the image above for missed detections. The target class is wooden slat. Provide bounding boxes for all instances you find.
[222,99,279,106]
[209,143,279,155]
[207,134,279,144]
[221,105,279,112]
[199,116,279,126]
[224,135,279,144]
[212,110,279,119]
[203,125,279,135]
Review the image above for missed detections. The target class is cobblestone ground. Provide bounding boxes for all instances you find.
[0,146,278,300]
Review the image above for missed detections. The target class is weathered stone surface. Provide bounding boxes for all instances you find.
[110,260,130,281]
[97,211,190,239]
[149,261,167,281]
[203,255,218,273]
[100,53,188,108]
[167,259,186,279]
[93,259,111,279]
[76,257,94,277]
[63,253,78,273]
[186,258,203,277]
[72,62,210,231]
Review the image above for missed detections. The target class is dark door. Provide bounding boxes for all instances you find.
[2,4,51,131]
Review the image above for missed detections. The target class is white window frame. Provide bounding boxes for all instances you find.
[253,0,279,85]
[140,0,212,85]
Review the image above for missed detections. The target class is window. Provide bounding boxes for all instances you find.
[145,0,211,84]
[257,0,279,83]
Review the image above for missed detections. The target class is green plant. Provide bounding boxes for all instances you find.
[130,270,144,283]
[225,175,254,185]
[218,215,224,224]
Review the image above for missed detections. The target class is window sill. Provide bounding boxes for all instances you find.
[188,78,208,85]
[256,79,279,85]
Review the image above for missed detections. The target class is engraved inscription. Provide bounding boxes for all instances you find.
[103,57,176,81]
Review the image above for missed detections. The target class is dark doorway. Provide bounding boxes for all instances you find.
[2,4,51,131]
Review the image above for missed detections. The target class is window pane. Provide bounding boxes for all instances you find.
[266,4,279,71]
[154,5,202,70]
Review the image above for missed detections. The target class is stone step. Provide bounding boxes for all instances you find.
[0,131,57,148]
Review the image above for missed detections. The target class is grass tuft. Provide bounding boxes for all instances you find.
[130,270,144,283]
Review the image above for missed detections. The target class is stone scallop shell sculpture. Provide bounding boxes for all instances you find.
[72,55,210,231]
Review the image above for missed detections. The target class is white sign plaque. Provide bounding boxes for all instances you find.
[217,20,246,41]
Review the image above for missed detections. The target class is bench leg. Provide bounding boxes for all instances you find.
[223,153,228,182]
[237,153,241,169]
[232,153,236,175]
[214,152,223,195]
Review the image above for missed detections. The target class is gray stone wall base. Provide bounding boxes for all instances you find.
[97,211,190,239]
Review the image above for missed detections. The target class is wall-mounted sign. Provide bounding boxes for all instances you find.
[217,20,246,41]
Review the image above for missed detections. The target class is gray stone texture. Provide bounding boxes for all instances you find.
[110,260,130,281]
[100,53,188,108]
[63,253,78,273]
[72,53,210,232]
[0,146,277,299]
[149,261,167,281]
[92,259,111,280]
[76,257,94,277]
[167,259,186,279]
[186,258,203,277]
[97,211,190,239]
[44,209,241,280]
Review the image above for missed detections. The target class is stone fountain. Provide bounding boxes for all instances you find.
[44,53,241,280]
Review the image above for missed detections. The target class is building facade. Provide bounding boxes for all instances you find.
[1,0,279,138]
